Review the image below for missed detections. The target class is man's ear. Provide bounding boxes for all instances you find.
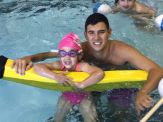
[108,28,112,34]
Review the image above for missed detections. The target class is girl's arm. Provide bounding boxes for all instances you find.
[34,61,71,85]
[74,62,104,89]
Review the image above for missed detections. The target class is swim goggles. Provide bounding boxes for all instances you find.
[58,50,79,57]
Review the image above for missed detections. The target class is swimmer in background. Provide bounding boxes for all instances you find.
[93,0,157,31]
[112,0,156,15]
[93,0,157,25]
[112,0,156,21]
[34,33,104,122]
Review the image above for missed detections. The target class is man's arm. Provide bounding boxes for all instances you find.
[12,51,58,75]
[119,44,163,113]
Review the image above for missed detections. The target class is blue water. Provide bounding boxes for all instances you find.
[0,0,163,122]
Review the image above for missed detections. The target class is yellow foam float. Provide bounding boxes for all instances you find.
[0,55,148,91]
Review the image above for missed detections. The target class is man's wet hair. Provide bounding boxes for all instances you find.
[85,13,110,31]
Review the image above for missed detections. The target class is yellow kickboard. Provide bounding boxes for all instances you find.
[3,58,148,91]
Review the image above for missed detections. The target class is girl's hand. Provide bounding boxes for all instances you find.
[73,82,85,89]
[54,72,73,86]
[68,82,82,92]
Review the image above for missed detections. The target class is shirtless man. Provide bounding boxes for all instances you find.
[12,13,163,114]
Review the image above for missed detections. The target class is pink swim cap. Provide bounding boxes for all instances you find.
[58,33,82,53]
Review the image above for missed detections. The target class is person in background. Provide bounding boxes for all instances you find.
[93,0,157,31]
[112,0,156,16]
[12,13,163,118]
[34,32,104,122]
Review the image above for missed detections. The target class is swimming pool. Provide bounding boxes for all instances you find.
[0,0,163,122]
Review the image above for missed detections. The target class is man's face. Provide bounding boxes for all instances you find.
[118,0,135,11]
[85,22,111,51]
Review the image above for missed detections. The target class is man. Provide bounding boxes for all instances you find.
[12,13,163,114]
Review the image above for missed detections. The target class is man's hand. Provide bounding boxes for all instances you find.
[12,57,33,75]
[136,90,154,115]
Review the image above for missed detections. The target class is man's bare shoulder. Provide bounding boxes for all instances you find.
[110,40,138,56]
[110,40,132,48]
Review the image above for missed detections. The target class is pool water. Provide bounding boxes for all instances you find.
[0,0,163,122]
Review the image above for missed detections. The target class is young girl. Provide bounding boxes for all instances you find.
[34,33,104,122]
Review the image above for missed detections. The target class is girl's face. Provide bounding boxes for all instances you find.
[59,47,78,70]
[117,0,135,11]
